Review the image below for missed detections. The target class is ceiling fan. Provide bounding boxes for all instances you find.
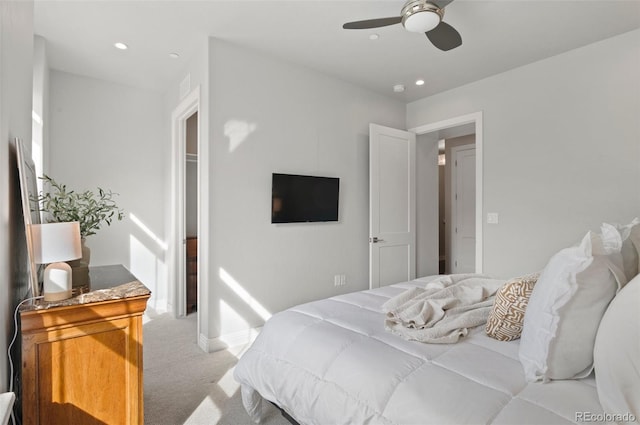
[342,0,462,51]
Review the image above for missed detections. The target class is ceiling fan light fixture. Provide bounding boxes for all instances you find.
[403,11,440,33]
[401,0,443,33]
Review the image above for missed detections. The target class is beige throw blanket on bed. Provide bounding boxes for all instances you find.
[383,274,506,344]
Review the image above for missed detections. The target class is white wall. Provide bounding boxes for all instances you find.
[407,29,640,278]
[206,39,405,343]
[32,35,49,190]
[48,71,168,309]
[0,0,34,392]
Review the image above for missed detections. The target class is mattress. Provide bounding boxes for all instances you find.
[234,277,605,424]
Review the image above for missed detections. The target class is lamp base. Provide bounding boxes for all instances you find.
[44,289,73,302]
[43,262,74,302]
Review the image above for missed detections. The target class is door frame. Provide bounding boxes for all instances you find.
[170,87,200,320]
[409,111,483,273]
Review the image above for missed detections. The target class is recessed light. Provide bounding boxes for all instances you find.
[416,79,425,86]
[369,34,380,40]
[114,42,128,50]
[393,84,405,93]
[169,52,180,59]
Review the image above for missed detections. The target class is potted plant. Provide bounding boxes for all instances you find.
[34,175,124,290]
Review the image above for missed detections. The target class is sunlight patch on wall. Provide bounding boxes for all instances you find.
[220,299,249,336]
[129,213,168,311]
[130,213,168,251]
[130,235,167,310]
[31,110,44,194]
[218,299,261,350]
[219,268,271,321]
[224,119,257,152]
[130,235,156,289]
[32,110,43,126]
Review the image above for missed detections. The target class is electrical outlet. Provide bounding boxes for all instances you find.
[487,213,499,224]
[334,274,347,287]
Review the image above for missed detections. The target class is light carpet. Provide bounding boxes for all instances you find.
[143,309,290,425]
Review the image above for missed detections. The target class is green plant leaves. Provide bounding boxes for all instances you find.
[33,175,124,238]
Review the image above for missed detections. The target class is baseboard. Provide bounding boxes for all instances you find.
[198,327,262,353]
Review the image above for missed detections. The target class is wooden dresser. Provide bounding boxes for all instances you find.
[19,266,150,425]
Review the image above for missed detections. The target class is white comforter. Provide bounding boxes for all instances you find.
[234,276,605,424]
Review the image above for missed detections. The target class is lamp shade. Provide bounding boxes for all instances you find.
[30,222,82,264]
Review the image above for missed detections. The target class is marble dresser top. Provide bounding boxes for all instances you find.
[20,265,151,312]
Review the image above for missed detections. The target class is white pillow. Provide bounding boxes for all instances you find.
[612,218,640,283]
[519,224,626,382]
[594,273,640,420]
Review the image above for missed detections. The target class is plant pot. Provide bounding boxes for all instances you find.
[81,237,91,266]
[68,238,91,294]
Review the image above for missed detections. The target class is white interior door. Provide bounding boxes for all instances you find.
[369,124,416,288]
[451,145,476,273]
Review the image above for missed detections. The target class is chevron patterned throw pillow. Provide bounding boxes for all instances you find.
[486,273,540,341]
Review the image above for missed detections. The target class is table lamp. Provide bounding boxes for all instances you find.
[30,222,82,301]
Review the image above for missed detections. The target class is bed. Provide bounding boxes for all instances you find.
[234,222,640,424]
[233,275,614,425]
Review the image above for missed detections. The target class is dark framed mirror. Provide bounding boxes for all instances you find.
[15,138,42,297]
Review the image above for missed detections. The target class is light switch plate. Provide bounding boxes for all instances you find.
[487,213,499,224]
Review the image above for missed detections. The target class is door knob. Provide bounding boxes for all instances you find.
[369,237,385,243]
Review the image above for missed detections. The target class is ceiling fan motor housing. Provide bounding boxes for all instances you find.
[401,0,443,33]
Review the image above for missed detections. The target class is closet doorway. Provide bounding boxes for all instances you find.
[170,87,200,324]
[185,112,198,314]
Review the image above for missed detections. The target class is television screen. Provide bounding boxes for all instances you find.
[271,173,339,223]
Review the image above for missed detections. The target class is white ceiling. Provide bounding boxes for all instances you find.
[34,0,640,102]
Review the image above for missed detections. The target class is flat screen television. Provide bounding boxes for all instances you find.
[271,173,339,223]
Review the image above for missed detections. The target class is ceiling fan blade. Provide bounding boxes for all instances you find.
[426,21,462,51]
[343,16,402,30]
[431,0,454,8]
